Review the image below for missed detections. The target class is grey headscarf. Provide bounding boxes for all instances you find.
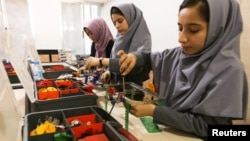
[151,0,248,119]
[110,3,151,58]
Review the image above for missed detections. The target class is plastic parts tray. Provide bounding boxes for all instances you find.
[43,64,75,79]
[23,106,133,141]
[25,78,98,114]
[2,61,20,84]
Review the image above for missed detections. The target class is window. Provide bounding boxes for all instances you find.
[61,2,101,60]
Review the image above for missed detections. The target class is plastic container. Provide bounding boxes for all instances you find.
[3,61,20,83]
[31,61,44,81]
[23,106,133,141]
[25,79,98,113]
[42,63,75,79]
[26,62,99,114]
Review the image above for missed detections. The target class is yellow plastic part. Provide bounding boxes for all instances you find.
[30,121,56,136]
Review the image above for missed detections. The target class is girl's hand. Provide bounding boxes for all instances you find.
[85,57,99,70]
[117,50,137,75]
[129,104,155,117]
[100,71,111,84]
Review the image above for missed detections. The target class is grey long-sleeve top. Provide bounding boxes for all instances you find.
[133,50,245,139]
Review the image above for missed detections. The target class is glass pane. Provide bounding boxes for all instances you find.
[61,2,84,61]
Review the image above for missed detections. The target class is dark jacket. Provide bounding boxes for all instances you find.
[90,40,114,58]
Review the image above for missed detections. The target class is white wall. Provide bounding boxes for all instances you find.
[27,0,182,52]
[101,0,182,52]
[28,0,62,49]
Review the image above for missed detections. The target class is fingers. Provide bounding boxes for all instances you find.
[78,66,86,73]
[100,71,110,84]
[117,50,125,57]
[129,104,155,117]
[117,50,126,66]
[129,105,137,116]
[117,50,136,76]
[143,94,152,102]
[129,105,142,117]
[120,60,132,75]
[120,54,136,75]
[84,57,98,70]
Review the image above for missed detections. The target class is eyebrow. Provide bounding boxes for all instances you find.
[178,22,201,26]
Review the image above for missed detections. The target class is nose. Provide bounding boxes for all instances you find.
[178,31,187,43]
[115,22,120,29]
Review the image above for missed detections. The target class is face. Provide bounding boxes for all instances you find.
[84,28,97,42]
[111,13,129,35]
[178,6,208,55]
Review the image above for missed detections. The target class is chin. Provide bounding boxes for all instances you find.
[119,32,125,35]
[183,50,193,55]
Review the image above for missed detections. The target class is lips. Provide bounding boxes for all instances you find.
[181,45,189,49]
[181,46,190,53]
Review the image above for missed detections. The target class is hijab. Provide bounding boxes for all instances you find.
[152,0,248,119]
[110,3,151,58]
[84,17,114,58]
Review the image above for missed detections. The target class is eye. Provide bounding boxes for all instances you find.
[178,25,183,32]
[189,28,200,34]
[190,30,199,33]
[117,18,123,24]
[189,25,201,34]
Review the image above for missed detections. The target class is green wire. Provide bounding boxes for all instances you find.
[124,87,135,130]
[124,102,130,130]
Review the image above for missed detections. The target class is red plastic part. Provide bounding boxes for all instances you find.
[67,114,103,139]
[36,80,54,87]
[60,88,79,95]
[72,123,103,139]
[77,133,109,141]
[108,87,116,95]
[52,65,65,71]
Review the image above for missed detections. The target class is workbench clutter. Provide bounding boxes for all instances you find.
[103,82,163,131]
[25,62,106,114]
[58,49,73,64]
[26,77,98,113]
[36,79,83,100]
[42,63,75,79]
[2,59,20,84]
[23,106,138,141]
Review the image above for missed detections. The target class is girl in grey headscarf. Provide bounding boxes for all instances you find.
[118,0,248,139]
[84,3,151,85]
[109,3,151,58]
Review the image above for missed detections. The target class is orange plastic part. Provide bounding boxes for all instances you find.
[55,79,74,87]
[37,87,59,100]
[146,83,155,93]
